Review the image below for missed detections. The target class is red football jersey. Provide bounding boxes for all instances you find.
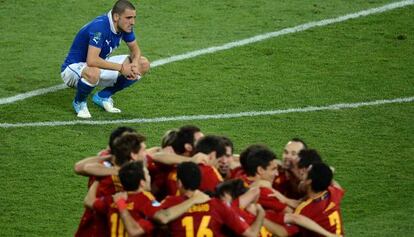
[294,186,345,236]
[93,191,161,237]
[166,164,224,196]
[161,196,249,237]
[198,164,223,193]
[166,167,180,196]
[146,154,174,200]
[229,166,246,179]
[273,169,304,199]
[75,171,120,237]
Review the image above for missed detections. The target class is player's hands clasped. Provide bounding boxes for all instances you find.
[120,63,141,80]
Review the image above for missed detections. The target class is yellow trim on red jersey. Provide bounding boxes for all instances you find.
[168,171,177,181]
[324,201,336,213]
[295,191,328,214]
[112,175,123,192]
[142,191,156,201]
[212,166,224,182]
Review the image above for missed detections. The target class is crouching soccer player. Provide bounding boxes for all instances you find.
[61,0,149,118]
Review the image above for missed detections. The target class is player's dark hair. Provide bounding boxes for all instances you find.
[220,136,234,154]
[194,135,226,158]
[112,132,146,166]
[109,126,137,152]
[239,144,268,174]
[119,161,145,191]
[243,146,277,177]
[307,163,332,192]
[290,138,308,149]
[298,149,323,169]
[177,162,201,191]
[171,125,201,155]
[161,129,178,148]
[112,0,135,15]
[215,179,248,199]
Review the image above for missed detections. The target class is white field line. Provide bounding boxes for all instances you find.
[1,96,413,128]
[0,0,413,106]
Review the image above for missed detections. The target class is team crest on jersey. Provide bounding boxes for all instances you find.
[92,32,102,44]
[151,200,161,207]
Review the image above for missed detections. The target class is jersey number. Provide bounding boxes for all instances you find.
[328,211,342,235]
[110,213,126,237]
[182,216,213,237]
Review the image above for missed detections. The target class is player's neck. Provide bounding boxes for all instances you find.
[111,17,120,33]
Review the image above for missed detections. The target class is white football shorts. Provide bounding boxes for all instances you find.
[60,55,128,88]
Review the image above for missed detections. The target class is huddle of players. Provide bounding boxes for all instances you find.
[73,125,345,237]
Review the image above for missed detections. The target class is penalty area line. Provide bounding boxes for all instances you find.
[0,96,413,128]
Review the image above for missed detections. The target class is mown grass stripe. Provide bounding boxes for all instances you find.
[0,0,412,105]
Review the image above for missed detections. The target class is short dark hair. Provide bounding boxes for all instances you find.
[194,135,226,158]
[220,136,234,153]
[119,161,145,191]
[112,0,135,15]
[215,179,247,199]
[112,132,146,166]
[239,144,268,174]
[307,163,332,192]
[109,126,137,151]
[298,149,323,169]
[243,146,277,177]
[171,125,201,155]
[177,162,201,191]
[290,138,308,149]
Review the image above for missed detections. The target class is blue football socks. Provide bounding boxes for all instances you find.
[75,78,96,102]
[97,75,137,99]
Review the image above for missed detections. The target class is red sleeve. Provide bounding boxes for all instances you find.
[93,196,111,214]
[259,188,287,212]
[215,199,249,235]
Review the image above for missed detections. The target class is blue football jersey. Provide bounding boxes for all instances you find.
[61,11,135,72]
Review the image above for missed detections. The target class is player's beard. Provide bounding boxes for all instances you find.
[118,23,132,33]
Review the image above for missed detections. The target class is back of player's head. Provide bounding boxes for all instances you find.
[112,0,135,15]
[220,136,234,153]
[171,125,201,155]
[112,132,146,166]
[243,146,277,177]
[109,126,137,151]
[215,179,247,199]
[239,144,267,172]
[307,162,332,192]
[177,162,201,191]
[161,129,178,148]
[194,135,226,158]
[290,138,308,149]
[298,149,323,169]
[119,161,145,191]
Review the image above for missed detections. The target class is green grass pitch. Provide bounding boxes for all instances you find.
[0,0,413,236]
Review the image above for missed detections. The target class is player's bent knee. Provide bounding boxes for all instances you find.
[82,67,101,84]
[138,56,150,75]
